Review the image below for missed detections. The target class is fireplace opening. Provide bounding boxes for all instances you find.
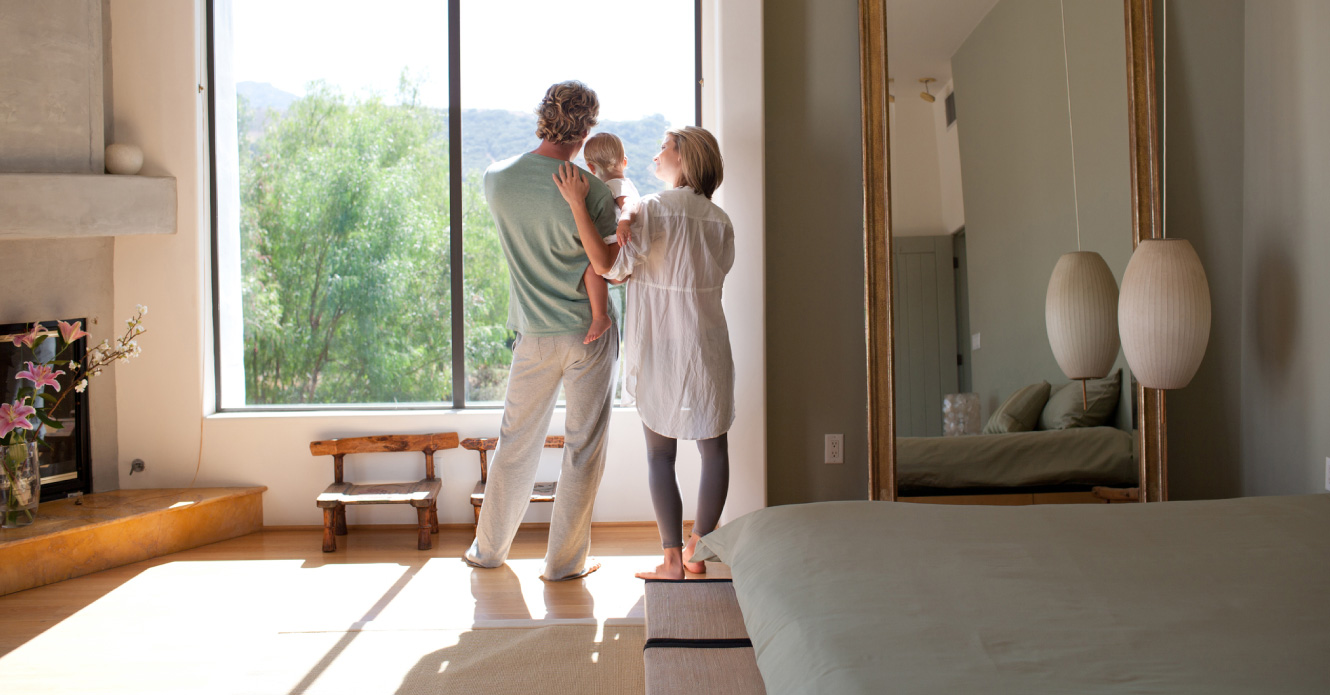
[1,319,93,502]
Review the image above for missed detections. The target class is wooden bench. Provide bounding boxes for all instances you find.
[460,436,564,526]
[309,432,459,552]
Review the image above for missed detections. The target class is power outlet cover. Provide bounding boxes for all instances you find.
[1324,457,1329,492]
[825,434,844,464]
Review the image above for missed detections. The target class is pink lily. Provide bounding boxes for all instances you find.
[16,361,64,392]
[57,320,89,344]
[10,324,40,348]
[0,401,37,438]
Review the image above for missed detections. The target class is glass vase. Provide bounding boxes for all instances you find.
[2,440,40,528]
[943,393,982,437]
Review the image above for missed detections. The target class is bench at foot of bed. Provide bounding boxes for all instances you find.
[643,579,766,695]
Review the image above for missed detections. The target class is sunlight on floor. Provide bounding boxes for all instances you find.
[0,527,681,694]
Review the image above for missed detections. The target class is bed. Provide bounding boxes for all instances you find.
[693,495,1330,694]
[896,426,1136,494]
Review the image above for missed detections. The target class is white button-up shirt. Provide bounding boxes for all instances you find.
[604,187,736,440]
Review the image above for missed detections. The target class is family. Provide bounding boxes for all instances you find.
[463,80,735,582]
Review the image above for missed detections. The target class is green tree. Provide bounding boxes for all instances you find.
[240,81,452,404]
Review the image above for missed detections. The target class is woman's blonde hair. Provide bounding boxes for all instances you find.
[535,81,599,145]
[666,126,723,199]
[583,133,625,179]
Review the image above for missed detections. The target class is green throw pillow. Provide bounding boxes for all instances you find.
[1038,368,1122,430]
[983,381,1052,434]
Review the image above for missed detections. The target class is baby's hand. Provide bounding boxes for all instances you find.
[616,214,635,248]
[552,162,590,209]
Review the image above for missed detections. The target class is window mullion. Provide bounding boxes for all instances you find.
[449,0,465,409]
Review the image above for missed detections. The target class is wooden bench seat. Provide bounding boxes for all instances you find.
[309,432,458,552]
[461,436,563,526]
[316,480,442,508]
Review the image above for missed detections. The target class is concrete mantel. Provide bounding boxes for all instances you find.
[0,173,177,240]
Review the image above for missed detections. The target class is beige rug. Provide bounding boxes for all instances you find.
[393,622,645,695]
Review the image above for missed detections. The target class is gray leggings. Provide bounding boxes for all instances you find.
[643,424,730,549]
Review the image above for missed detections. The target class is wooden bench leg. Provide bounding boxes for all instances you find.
[429,502,439,534]
[417,507,432,550]
[322,508,337,553]
[472,503,481,527]
[334,505,348,536]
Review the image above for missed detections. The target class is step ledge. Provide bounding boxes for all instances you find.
[0,487,265,596]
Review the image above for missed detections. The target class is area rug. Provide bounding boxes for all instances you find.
[393,621,645,695]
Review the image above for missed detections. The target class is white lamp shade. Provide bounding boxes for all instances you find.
[1118,238,1211,389]
[1046,251,1121,380]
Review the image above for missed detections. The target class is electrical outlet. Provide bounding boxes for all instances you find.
[971,333,981,351]
[1324,457,1329,492]
[825,434,844,464]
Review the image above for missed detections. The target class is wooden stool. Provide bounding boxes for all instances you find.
[460,436,564,526]
[308,432,459,552]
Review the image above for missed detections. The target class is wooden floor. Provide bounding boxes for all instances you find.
[0,524,722,694]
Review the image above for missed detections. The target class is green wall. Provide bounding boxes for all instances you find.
[764,0,869,505]
[950,0,1133,425]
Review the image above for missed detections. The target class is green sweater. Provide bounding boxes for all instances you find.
[483,153,618,336]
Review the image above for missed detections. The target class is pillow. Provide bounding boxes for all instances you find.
[1038,368,1121,430]
[982,381,1051,434]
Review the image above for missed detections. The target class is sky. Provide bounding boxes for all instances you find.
[227,0,696,126]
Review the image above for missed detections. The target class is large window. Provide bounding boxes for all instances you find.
[209,0,697,409]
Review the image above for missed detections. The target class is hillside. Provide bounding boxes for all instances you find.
[236,81,671,195]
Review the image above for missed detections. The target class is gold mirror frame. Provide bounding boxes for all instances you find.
[860,0,1167,502]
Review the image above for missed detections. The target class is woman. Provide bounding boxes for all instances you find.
[553,125,735,580]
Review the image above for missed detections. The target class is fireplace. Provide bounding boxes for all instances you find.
[1,319,93,502]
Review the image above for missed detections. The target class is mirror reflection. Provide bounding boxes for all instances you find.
[888,0,1139,504]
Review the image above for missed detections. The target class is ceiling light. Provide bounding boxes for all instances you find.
[919,78,936,103]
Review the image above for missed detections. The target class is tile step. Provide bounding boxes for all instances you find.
[0,487,265,596]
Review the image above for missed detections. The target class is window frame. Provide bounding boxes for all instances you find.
[207,0,701,413]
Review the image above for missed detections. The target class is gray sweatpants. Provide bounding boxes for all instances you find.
[465,326,618,581]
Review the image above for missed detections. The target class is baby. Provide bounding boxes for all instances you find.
[578,133,640,344]
[583,132,641,218]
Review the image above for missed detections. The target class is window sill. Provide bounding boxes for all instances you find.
[207,406,638,420]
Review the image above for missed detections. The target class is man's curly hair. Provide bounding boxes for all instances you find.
[535,81,599,145]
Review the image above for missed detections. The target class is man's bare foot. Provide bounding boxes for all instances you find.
[635,547,686,580]
[584,316,612,344]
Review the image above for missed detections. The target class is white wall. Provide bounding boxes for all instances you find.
[888,80,962,238]
[934,83,965,234]
[108,0,766,526]
[888,96,946,236]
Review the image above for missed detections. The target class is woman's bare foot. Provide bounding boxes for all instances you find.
[584,316,612,344]
[635,547,686,580]
[682,533,706,575]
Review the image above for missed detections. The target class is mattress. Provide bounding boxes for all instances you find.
[896,426,1136,492]
[694,495,1330,694]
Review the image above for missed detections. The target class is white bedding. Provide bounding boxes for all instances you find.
[694,496,1330,694]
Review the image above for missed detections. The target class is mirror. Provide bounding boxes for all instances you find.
[864,0,1166,503]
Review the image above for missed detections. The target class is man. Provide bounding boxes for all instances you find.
[464,81,619,581]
